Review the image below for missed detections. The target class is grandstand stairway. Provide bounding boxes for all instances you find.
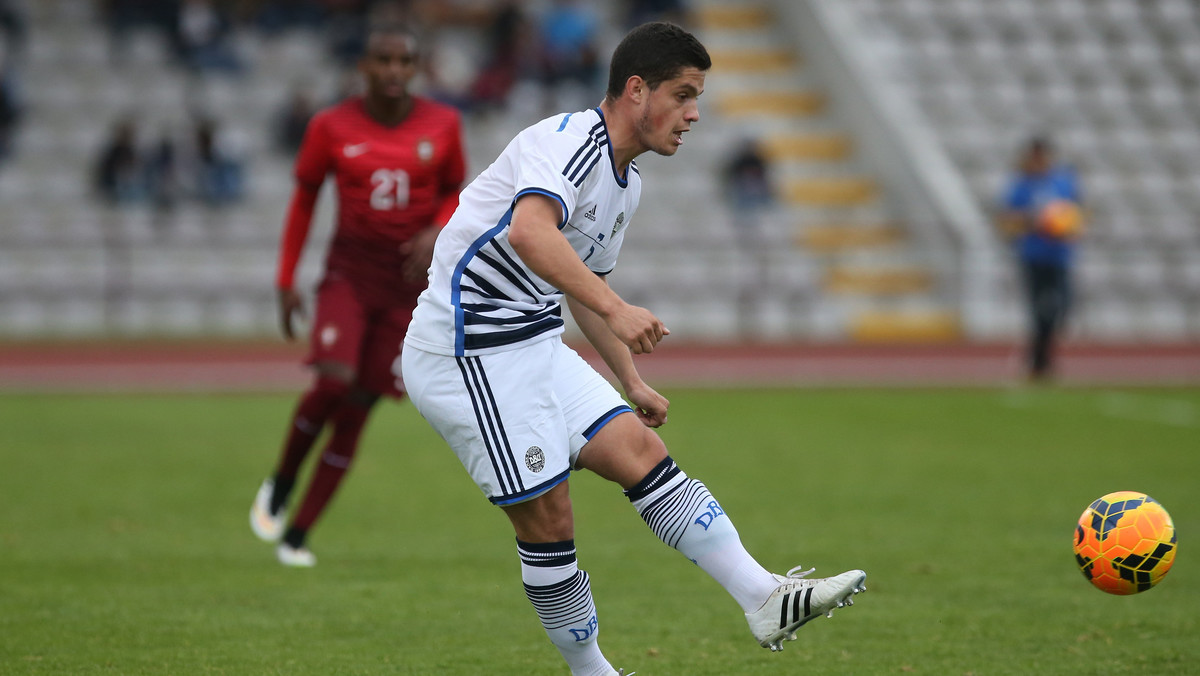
[845,0,1200,340]
[677,0,963,342]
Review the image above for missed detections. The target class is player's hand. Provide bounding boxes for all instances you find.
[277,287,305,341]
[627,382,669,428]
[605,302,669,354]
[399,226,441,283]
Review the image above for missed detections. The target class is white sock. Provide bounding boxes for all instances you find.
[626,458,779,613]
[518,540,613,676]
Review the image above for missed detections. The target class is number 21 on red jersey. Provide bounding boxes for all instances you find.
[370,169,409,210]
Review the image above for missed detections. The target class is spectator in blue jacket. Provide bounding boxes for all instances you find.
[998,136,1084,381]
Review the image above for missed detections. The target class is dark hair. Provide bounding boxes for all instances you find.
[605,22,711,101]
[1028,135,1053,155]
[363,24,419,58]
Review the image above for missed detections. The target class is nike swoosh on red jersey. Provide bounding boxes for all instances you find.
[343,143,370,157]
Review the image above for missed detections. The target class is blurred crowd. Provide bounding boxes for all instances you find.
[93,115,245,209]
[0,0,25,166]
[74,0,694,209]
[0,0,698,212]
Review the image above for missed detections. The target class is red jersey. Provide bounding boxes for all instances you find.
[277,96,466,301]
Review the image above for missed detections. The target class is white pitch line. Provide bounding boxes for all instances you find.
[998,389,1199,428]
[1096,392,1199,428]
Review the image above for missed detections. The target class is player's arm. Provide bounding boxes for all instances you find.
[276,182,322,340]
[996,210,1029,239]
[275,115,331,340]
[567,290,669,427]
[508,193,668,354]
[997,181,1034,239]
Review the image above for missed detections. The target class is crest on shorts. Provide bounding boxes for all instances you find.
[319,324,339,348]
[525,446,545,473]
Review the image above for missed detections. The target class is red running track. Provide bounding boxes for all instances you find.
[2,341,1198,391]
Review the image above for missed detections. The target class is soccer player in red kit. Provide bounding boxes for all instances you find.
[249,25,466,567]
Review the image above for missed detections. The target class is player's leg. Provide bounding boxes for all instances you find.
[575,414,782,610]
[277,382,378,565]
[277,301,411,564]
[1021,261,1056,380]
[558,343,864,651]
[502,484,617,676]
[273,367,354,503]
[250,364,352,543]
[250,277,366,553]
[1042,264,1071,378]
[580,419,865,650]
[553,341,777,611]
[1028,263,1057,379]
[402,342,622,676]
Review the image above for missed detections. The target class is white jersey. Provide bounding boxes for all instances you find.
[406,107,642,356]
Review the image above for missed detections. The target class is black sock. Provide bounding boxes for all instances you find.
[282,525,307,549]
[270,474,296,514]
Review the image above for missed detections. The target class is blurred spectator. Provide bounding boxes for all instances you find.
[172,0,243,74]
[275,84,317,154]
[0,57,20,166]
[93,117,146,203]
[145,129,181,212]
[997,136,1085,382]
[251,0,323,33]
[721,137,775,336]
[0,0,27,55]
[91,115,245,208]
[624,0,693,28]
[537,0,600,109]
[721,137,774,251]
[321,0,370,66]
[101,0,178,62]
[190,117,245,205]
[466,0,532,111]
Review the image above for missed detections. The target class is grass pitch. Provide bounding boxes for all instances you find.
[1,387,1197,675]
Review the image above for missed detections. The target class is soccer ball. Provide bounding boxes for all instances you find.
[1073,491,1176,595]
[1038,199,1084,238]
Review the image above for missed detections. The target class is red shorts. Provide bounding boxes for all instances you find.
[306,274,415,398]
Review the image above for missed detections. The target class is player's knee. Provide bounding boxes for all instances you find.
[312,374,351,401]
[504,487,574,542]
[314,360,356,386]
[347,385,380,409]
[632,424,668,466]
[320,449,355,469]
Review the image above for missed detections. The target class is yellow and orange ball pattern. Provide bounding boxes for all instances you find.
[1074,491,1176,595]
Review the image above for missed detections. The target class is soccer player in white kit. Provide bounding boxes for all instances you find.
[403,22,867,675]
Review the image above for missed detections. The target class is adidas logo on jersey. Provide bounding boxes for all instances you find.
[583,205,597,221]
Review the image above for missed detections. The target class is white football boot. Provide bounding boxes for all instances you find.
[249,478,286,542]
[746,566,866,651]
[276,543,317,568]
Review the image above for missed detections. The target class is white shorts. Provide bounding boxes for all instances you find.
[401,338,632,505]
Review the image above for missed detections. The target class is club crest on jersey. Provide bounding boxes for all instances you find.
[610,212,625,239]
[417,138,434,162]
[320,324,339,348]
[525,446,545,473]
